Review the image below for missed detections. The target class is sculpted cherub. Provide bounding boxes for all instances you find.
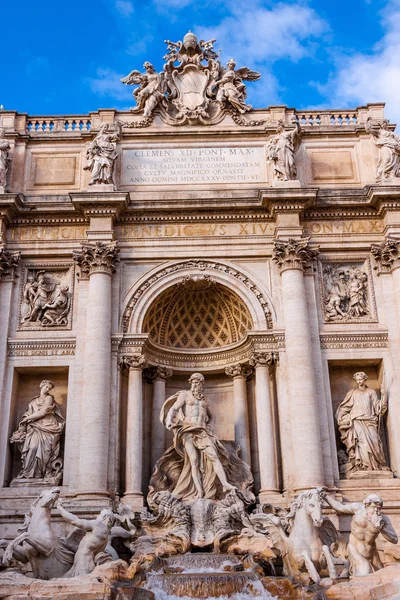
[213,59,260,114]
[121,62,166,117]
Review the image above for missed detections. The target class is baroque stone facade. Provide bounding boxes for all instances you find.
[2,31,400,592]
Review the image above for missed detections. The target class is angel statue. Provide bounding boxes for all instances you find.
[120,62,166,118]
[213,59,261,114]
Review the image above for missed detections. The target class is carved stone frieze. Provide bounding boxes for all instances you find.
[371,237,400,274]
[319,258,377,323]
[7,340,76,357]
[0,243,20,280]
[73,241,119,278]
[120,31,263,127]
[122,260,273,333]
[118,354,147,371]
[272,237,319,272]
[249,352,278,368]
[225,364,253,378]
[319,332,388,350]
[19,266,73,329]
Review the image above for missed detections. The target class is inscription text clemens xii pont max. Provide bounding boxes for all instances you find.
[121,146,266,185]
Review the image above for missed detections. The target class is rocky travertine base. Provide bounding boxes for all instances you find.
[326,563,400,600]
[0,560,154,600]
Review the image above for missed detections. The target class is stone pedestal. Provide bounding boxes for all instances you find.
[73,242,119,497]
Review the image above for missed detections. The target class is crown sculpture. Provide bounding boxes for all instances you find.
[120,31,262,127]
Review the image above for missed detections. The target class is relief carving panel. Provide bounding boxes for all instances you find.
[319,258,377,323]
[18,264,74,330]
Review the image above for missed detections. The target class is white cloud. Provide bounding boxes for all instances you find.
[87,68,133,105]
[316,0,400,127]
[115,0,134,16]
[195,3,328,105]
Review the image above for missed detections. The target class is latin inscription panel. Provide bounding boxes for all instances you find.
[121,146,266,185]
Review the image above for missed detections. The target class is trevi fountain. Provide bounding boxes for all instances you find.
[1,30,400,600]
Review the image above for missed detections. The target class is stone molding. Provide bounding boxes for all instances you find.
[273,237,319,273]
[122,259,274,334]
[249,351,279,368]
[225,364,253,379]
[319,332,388,350]
[118,354,147,371]
[371,237,400,274]
[73,241,119,278]
[7,340,76,357]
[0,243,20,280]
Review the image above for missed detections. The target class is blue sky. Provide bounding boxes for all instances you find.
[1,0,399,125]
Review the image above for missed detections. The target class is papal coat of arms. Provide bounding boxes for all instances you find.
[120,31,262,126]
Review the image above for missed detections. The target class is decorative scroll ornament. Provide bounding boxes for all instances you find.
[120,31,262,127]
[225,363,253,378]
[272,238,319,272]
[0,243,20,280]
[371,237,400,273]
[73,241,119,277]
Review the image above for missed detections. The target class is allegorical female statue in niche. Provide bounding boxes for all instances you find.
[336,372,390,475]
[10,380,65,484]
[148,373,254,505]
[84,123,120,186]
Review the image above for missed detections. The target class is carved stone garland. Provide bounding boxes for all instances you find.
[73,241,120,278]
[122,260,273,333]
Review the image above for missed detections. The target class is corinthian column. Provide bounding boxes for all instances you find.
[371,237,400,475]
[147,367,173,467]
[248,352,278,495]
[225,364,252,466]
[73,242,119,496]
[273,237,324,490]
[119,354,147,507]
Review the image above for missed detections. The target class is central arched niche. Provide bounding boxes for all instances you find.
[142,277,253,350]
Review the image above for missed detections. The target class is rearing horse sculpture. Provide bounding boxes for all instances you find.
[250,487,343,583]
[2,487,80,579]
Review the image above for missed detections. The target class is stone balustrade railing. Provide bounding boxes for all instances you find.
[0,103,387,135]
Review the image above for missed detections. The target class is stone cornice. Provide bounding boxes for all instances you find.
[273,237,319,273]
[320,332,388,350]
[0,194,23,225]
[70,192,129,220]
[7,339,76,357]
[259,188,317,217]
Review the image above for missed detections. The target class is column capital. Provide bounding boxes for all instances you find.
[0,243,20,281]
[225,363,253,379]
[371,237,400,274]
[118,354,147,371]
[249,351,278,368]
[145,366,173,382]
[273,237,319,273]
[73,241,120,278]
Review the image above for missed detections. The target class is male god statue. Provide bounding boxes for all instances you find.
[148,373,254,505]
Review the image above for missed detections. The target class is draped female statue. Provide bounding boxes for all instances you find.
[10,380,65,483]
[336,372,390,474]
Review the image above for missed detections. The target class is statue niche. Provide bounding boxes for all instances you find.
[148,373,254,505]
[10,380,65,486]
